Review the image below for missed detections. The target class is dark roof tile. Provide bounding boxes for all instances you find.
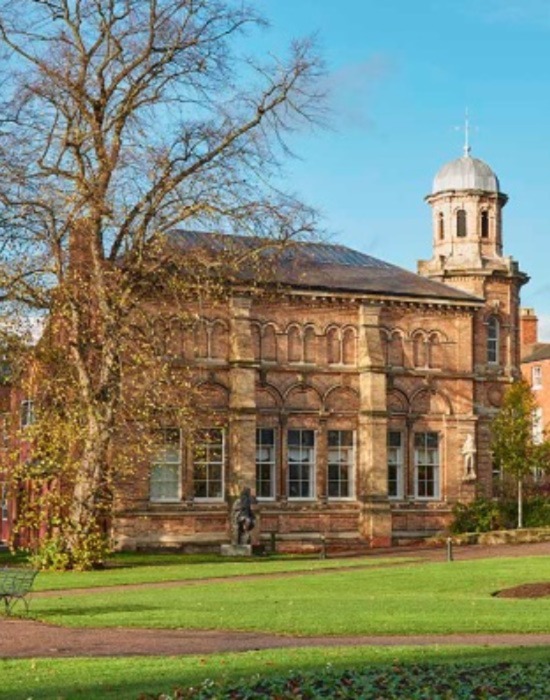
[168,231,483,305]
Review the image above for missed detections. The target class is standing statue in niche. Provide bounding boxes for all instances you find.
[462,434,477,480]
[231,487,256,545]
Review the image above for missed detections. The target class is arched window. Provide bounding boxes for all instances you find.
[210,321,228,360]
[480,210,489,238]
[304,326,316,363]
[251,324,261,361]
[428,333,442,369]
[327,327,341,365]
[412,332,427,368]
[456,209,467,237]
[388,331,404,367]
[438,212,445,240]
[262,325,278,362]
[487,316,499,364]
[288,325,302,363]
[194,319,209,359]
[342,328,356,365]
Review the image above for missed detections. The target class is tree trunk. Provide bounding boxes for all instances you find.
[68,407,114,567]
[517,478,523,529]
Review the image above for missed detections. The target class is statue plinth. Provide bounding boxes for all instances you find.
[221,544,253,557]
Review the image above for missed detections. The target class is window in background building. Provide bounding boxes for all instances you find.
[532,365,542,389]
[533,407,543,445]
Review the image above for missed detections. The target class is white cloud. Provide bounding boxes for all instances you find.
[324,54,395,129]
[454,0,550,27]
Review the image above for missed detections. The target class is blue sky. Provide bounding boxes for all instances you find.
[253,1,550,338]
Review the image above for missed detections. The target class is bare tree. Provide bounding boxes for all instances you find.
[0,0,324,567]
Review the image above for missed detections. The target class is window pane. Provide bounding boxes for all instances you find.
[388,431,402,448]
[287,429,315,499]
[414,432,440,499]
[150,428,181,501]
[327,430,354,498]
[288,430,301,446]
[193,428,225,499]
[256,428,276,499]
[387,431,403,499]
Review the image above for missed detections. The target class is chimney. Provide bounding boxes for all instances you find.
[520,307,538,354]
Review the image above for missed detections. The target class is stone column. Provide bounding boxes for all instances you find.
[228,296,257,496]
[357,304,392,547]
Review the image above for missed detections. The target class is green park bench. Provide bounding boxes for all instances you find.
[0,568,39,615]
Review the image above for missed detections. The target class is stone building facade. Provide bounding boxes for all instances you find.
[110,147,528,552]
[0,148,528,551]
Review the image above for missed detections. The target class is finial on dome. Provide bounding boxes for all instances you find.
[463,108,471,157]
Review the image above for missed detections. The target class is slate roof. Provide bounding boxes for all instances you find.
[168,230,483,305]
[522,343,550,363]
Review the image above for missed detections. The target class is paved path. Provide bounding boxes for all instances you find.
[3,620,550,659]
[1,541,549,659]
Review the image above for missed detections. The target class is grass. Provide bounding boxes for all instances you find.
[3,552,550,698]
[3,645,550,700]
[0,550,414,591]
[30,555,550,635]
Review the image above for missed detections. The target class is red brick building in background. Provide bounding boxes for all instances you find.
[521,308,550,446]
[1,147,529,552]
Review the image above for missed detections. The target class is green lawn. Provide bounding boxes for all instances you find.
[3,553,550,699]
[30,556,550,635]
[3,646,550,700]
[0,550,412,591]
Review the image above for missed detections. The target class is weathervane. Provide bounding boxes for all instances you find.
[463,108,471,156]
[454,109,477,157]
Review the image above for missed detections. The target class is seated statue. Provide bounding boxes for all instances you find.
[231,487,256,545]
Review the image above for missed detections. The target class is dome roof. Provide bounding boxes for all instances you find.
[432,154,500,194]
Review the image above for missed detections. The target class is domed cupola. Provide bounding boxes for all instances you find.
[422,135,508,267]
[432,155,500,194]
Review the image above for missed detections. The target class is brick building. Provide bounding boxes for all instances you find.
[521,309,550,445]
[1,147,529,551]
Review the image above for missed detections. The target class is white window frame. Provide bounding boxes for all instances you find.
[20,400,35,429]
[287,429,316,500]
[256,428,276,500]
[532,365,542,390]
[1,482,7,523]
[533,407,543,445]
[414,432,440,500]
[327,429,355,500]
[487,316,500,364]
[193,428,225,501]
[387,430,404,499]
[150,429,181,503]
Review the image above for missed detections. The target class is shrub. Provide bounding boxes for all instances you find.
[450,498,513,534]
[451,496,550,534]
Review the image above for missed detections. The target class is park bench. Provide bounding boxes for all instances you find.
[0,568,38,615]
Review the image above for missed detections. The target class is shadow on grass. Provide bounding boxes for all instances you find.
[5,645,550,700]
[32,603,155,618]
